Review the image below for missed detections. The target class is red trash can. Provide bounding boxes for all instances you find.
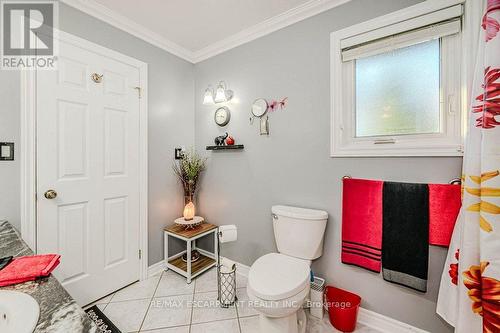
[324,286,361,332]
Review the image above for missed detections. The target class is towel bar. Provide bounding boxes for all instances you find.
[342,175,462,185]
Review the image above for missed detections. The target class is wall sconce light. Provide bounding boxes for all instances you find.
[203,81,233,104]
[203,85,215,105]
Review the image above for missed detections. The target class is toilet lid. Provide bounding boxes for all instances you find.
[248,253,310,301]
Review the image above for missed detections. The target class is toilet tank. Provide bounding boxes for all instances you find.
[272,205,328,260]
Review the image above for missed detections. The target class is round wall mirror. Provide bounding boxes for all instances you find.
[251,98,268,118]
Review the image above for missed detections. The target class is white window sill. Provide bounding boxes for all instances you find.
[331,144,464,157]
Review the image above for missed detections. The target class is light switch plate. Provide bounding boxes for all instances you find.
[0,142,14,161]
[174,147,185,160]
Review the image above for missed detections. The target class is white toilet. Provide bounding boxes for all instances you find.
[247,205,328,333]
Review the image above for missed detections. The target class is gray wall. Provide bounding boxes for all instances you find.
[194,0,458,332]
[0,4,195,265]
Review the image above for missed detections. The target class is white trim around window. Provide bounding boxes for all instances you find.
[330,0,478,157]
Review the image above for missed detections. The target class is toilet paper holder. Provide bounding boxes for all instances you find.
[218,225,237,244]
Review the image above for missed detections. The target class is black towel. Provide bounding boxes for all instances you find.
[382,182,429,292]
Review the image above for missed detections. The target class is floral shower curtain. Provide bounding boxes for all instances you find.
[436,1,500,332]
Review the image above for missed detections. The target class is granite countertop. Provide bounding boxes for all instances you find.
[0,220,97,333]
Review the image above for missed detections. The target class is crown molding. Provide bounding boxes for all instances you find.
[192,0,352,63]
[60,0,195,62]
[61,0,353,64]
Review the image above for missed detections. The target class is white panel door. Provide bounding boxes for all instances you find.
[36,36,141,306]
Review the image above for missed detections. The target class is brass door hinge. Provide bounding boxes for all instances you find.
[134,86,142,99]
[139,249,142,259]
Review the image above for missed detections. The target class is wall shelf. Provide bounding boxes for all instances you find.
[206,145,244,151]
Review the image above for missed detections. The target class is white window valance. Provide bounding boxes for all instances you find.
[341,4,462,61]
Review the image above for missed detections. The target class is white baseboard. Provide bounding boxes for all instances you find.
[223,257,428,333]
[357,308,429,333]
[220,256,250,277]
[147,261,165,278]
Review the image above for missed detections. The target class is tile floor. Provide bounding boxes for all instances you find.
[85,268,380,333]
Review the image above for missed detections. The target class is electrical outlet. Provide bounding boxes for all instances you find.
[0,142,14,161]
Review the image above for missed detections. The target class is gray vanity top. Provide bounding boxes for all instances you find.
[0,220,97,333]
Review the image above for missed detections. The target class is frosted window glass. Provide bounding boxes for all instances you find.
[355,40,440,137]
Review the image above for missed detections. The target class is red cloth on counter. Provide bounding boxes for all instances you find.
[341,178,383,273]
[428,184,461,247]
[0,254,60,287]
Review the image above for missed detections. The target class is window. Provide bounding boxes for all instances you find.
[356,40,440,137]
[330,2,466,156]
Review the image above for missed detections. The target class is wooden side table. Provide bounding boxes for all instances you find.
[164,222,219,283]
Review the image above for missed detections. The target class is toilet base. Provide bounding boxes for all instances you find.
[259,308,306,333]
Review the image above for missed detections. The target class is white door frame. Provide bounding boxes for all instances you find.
[20,30,149,281]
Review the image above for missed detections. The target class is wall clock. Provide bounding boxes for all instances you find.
[214,106,231,126]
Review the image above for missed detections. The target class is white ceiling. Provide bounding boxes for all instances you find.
[93,0,311,51]
[64,0,350,62]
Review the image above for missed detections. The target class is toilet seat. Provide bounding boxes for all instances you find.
[248,253,310,301]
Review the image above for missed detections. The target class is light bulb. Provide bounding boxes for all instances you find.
[203,87,214,105]
[214,82,227,103]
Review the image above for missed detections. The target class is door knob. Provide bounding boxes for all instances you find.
[44,189,57,199]
[91,73,103,83]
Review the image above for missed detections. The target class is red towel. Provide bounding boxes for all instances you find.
[0,254,60,287]
[428,184,461,247]
[342,178,383,273]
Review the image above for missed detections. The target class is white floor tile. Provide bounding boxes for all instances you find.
[112,274,161,302]
[83,302,107,312]
[139,325,190,333]
[235,288,258,318]
[352,323,383,333]
[239,316,259,333]
[306,313,381,333]
[238,311,379,333]
[194,268,218,293]
[306,314,332,333]
[96,292,115,304]
[191,319,240,333]
[141,294,192,331]
[191,291,237,324]
[103,298,150,332]
[154,270,194,297]
[354,325,382,333]
[90,268,381,333]
[83,292,114,310]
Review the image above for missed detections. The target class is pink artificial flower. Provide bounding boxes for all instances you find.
[473,67,500,129]
[483,0,500,41]
[268,97,288,112]
[269,100,278,112]
[483,16,500,41]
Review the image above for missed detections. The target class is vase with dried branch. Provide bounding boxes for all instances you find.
[172,149,207,211]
